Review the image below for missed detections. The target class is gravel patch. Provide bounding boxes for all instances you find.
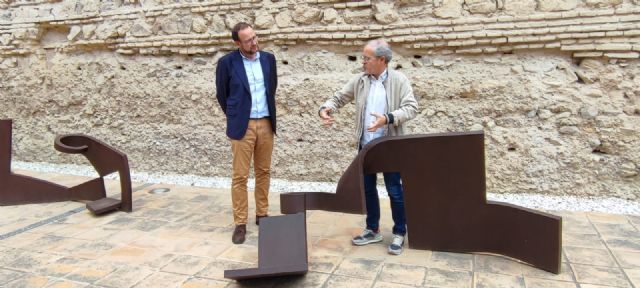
[12,161,640,215]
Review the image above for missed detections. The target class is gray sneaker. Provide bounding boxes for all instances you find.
[388,234,404,255]
[352,229,383,246]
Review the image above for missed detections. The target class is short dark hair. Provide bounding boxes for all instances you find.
[232,22,252,42]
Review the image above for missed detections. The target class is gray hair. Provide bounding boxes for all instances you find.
[367,39,392,64]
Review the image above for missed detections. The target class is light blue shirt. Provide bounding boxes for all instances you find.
[240,51,270,118]
[361,70,388,146]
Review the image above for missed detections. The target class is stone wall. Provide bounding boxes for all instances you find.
[0,0,638,199]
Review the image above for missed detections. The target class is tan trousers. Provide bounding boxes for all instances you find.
[230,118,274,225]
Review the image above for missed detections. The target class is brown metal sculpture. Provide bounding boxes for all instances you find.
[54,133,132,214]
[280,131,561,274]
[0,119,132,215]
[280,157,365,214]
[224,212,308,280]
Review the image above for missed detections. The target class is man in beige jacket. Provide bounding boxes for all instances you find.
[319,39,418,255]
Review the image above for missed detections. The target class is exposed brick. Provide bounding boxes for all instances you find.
[579,10,606,17]
[571,33,590,39]
[573,51,603,57]
[453,25,483,32]
[545,42,561,48]
[486,22,515,30]
[528,13,554,21]
[604,52,639,58]
[442,33,458,40]
[582,16,618,25]
[525,35,543,42]
[615,7,640,15]
[539,35,557,41]
[557,33,573,39]
[561,44,596,51]
[392,36,405,42]
[605,31,624,37]
[561,11,580,18]
[452,18,484,25]
[472,31,487,37]
[455,32,473,39]
[618,22,638,30]
[515,21,547,29]
[544,14,564,20]
[491,37,508,44]
[595,43,632,50]
[503,30,523,36]
[456,47,483,54]
[508,36,525,43]
[497,16,515,22]
[549,26,568,33]
[578,38,594,44]
[423,26,453,33]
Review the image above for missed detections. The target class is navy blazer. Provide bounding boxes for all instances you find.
[215,50,278,140]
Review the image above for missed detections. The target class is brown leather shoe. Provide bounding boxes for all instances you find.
[232,224,246,244]
[256,215,268,225]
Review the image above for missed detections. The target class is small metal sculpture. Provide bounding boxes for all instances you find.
[0,119,132,215]
[54,133,132,214]
[224,212,308,280]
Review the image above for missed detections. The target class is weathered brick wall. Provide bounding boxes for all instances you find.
[0,0,638,199]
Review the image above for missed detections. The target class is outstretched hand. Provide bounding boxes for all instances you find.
[367,112,387,132]
[319,107,335,126]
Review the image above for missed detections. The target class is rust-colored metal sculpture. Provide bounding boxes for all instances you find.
[54,134,132,214]
[0,119,132,215]
[224,212,308,280]
[280,131,561,274]
[280,158,365,214]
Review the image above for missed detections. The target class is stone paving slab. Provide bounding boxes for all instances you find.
[0,170,639,287]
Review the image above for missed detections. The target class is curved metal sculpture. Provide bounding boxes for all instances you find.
[54,134,132,214]
[0,119,101,204]
[279,131,561,274]
[0,119,132,215]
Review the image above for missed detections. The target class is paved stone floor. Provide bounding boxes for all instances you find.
[0,170,639,288]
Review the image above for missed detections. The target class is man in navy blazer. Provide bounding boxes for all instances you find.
[215,22,278,244]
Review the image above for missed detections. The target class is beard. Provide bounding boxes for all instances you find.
[241,45,258,57]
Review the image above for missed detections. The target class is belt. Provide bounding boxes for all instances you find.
[249,117,269,120]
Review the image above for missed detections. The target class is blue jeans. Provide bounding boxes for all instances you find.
[364,172,407,236]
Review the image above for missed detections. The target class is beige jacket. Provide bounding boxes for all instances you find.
[321,69,419,145]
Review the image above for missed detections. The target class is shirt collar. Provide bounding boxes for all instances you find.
[370,69,388,82]
[239,50,260,61]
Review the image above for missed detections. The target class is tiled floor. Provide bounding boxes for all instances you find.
[1,170,639,288]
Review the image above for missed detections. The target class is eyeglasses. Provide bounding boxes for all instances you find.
[361,55,379,62]
[240,35,258,45]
